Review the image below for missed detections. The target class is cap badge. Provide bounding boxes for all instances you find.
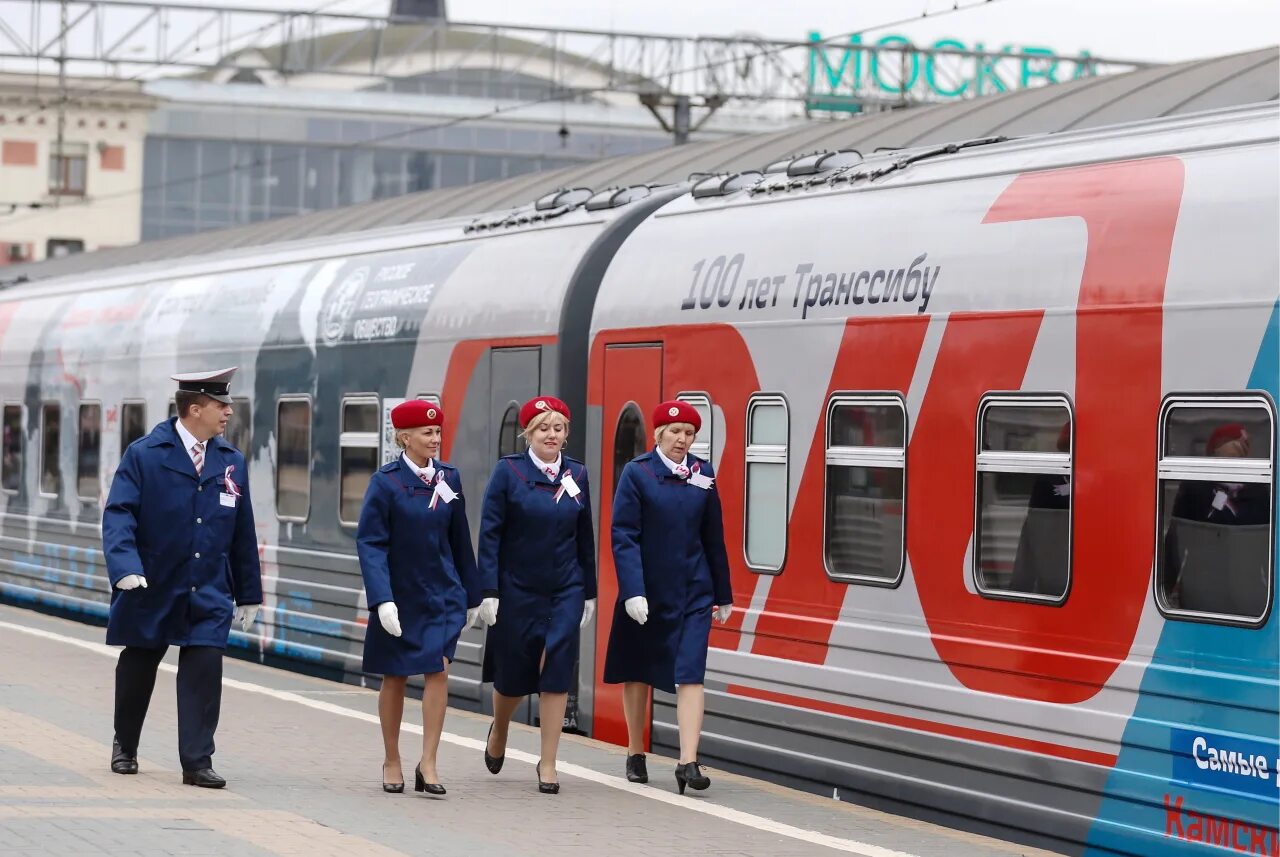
[427,408,437,419]
[536,400,548,410]
[668,406,679,417]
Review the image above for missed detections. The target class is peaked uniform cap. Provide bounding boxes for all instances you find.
[652,400,702,433]
[518,396,570,428]
[170,367,237,404]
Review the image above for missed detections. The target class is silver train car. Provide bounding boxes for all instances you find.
[1,103,1277,856]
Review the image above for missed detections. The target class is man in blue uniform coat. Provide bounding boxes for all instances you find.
[102,367,262,788]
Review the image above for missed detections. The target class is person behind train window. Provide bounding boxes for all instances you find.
[1164,423,1270,613]
[1009,423,1072,596]
[356,400,481,796]
[476,396,596,795]
[603,401,733,795]
[102,367,261,788]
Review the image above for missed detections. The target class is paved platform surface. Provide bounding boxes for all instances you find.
[0,603,1061,857]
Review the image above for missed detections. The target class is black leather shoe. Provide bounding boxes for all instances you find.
[674,761,710,795]
[182,768,226,789]
[536,759,560,795]
[414,764,445,796]
[483,723,504,775]
[110,739,137,775]
[382,763,404,793]
[625,753,648,784]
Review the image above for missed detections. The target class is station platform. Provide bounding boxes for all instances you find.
[0,603,1057,857]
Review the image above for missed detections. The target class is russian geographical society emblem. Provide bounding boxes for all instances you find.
[322,266,369,346]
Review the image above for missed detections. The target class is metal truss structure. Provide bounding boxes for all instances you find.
[0,0,1153,117]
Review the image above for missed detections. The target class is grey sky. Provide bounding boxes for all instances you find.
[372,0,1278,63]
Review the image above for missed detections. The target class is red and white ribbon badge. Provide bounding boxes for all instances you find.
[428,471,443,510]
[222,465,242,497]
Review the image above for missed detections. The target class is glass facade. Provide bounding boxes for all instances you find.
[141,113,672,240]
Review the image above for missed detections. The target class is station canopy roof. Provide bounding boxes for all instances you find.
[7,46,1277,284]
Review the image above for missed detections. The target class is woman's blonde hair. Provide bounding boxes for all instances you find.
[394,425,440,450]
[521,408,569,444]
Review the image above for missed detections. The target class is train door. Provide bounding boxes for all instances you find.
[593,343,663,746]
[475,346,542,721]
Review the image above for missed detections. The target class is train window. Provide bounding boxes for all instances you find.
[823,395,906,584]
[77,403,102,502]
[339,396,379,526]
[974,396,1072,602]
[744,394,788,573]
[120,402,146,454]
[2,404,21,493]
[498,403,521,457]
[417,393,441,405]
[225,397,251,453]
[1155,396,1274,625]
[613,403,646,489]
[276,397,312,522]
[676,393,713,460]
[40,403,60,497]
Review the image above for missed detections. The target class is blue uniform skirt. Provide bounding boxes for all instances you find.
[363,608,463,677]
[482,583,584,697]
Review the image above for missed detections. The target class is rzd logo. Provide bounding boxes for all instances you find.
[322,267,369,347]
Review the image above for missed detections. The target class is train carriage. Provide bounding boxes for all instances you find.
[0,102,1276,855]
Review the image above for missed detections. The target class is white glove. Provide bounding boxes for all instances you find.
[377,602,402,637]
[466,606,480,629]
[624,595,648,625]
[116,574,147,590]
[714,604,733,624]
[580,598,596,629]
[478,597,499,626]
[234,604,259,632]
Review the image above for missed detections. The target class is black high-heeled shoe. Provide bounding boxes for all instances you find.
[414,763,446,796]
[382,763,404,793]
[484,723,504,775]
[625,753,648,783]
[536,759,560,795]
[674,761,710,795]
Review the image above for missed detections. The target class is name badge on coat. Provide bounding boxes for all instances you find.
[430,479,458,510]
[560,472,582,498]
[219,492,237,507]
[689,472,714,490]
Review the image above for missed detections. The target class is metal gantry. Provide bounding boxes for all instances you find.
[0,0,1154,117]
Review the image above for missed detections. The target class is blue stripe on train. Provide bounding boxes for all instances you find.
[1085,301,1280,856]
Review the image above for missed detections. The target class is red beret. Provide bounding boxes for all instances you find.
[518,396,570,428]
[652,400,701,433]
[1207,423,1248,455]
[391,399,444,429]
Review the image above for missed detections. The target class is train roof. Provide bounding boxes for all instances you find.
[4,45,1276,287]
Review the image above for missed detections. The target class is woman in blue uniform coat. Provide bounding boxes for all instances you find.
[477,396,596,794]
[603,400,734,795]
[357,399,481,796]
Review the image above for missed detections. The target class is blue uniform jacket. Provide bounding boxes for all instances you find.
[103,419,262,649]
[602,450,732,692]
[477,453,596,599]
[357,457,480,676]
[477,453,596,695]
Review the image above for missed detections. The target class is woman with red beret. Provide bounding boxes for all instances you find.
[603,400,733,795]
[476,396,596,794]
[357,399,481,796]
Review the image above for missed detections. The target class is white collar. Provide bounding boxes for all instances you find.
[175,418,204,452]
[402,452,435,477]
[528,448,562,476]
[655,447,688,474]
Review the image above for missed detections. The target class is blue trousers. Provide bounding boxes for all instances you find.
[113,645,223,771]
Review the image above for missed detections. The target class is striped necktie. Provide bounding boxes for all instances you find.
[191,442,205,476]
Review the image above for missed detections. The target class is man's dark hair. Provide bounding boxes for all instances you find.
[174,391,213,419]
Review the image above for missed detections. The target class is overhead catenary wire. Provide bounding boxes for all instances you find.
[1,0,1014,224]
